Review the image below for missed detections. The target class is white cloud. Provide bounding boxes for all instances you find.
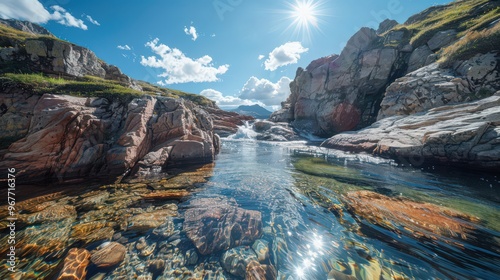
[264,42,308,71]
[117,44,132,51]
[258,55,265,60]
[211,33,216,37]
[0,0,50,23]
[239,76,292,106]
[200,89,265,108]
[0,0,87,30]
[51,5,87,30]
[184,26,198,41]
[141,38,229,84]
[86,15,100,26]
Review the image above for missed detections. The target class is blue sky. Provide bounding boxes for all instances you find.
[1,0,451,110]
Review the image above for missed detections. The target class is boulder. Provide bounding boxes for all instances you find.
[183,197,262,255]
[0,93,220,183]
[378,53,500,120]
[407,45,434,73]
[57,248,91,280]
[253,120,301,141]
[221,246,258,278]
[90,242,126,268]
[427,29,458,51]
[322,94,500,170]
[203,107,254,137]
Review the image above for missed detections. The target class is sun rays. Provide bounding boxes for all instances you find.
[284,0,327,42]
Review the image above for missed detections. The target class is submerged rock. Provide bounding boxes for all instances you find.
[341,191,478,239]
[57,248,91,280]
[221,246,258,278]
[183,197,262,255]
[90,242,126,268]
[127,206,178,232]
[246,261,277,280]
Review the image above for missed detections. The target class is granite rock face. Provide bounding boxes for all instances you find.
[203,107,254,137]
[0,93,221,182]
[322,94,500,170]
[270,27,406,136]
[183,197,262,255]
[378,53,500,120]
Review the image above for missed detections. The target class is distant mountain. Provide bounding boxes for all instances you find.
[231,104,272,119]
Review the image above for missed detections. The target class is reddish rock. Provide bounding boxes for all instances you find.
[329,102,361,133]
[57,248,91,280]
[183,197,262,255]
[0,93,221,183]
[141,190,190,200]
[342,191,479,239]
[90,242,126,268]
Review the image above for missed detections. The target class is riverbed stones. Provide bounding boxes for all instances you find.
[185,249,199,265]
[57,248,91,280]
[252,239,270,263]
[127,206,178,232]
[183,197,263,255]
[90,242,127,268]
[221,246,259,278]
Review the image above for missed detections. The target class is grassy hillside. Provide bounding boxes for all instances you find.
[0,23,216,107]
[0,73,216,106]
[390,0,500,63]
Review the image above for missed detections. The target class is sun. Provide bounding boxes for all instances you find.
[285,0,326,41]
[291,0,319,28]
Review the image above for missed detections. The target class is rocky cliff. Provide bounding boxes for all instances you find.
[271,0,500,138]
[0,89,220,183]
[0,19,250,183]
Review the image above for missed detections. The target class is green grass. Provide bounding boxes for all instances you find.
[439,21,500,67]
[391,0,498,48]
[1,73,217,106]
[0,22,217,107]
[2,73,144,102]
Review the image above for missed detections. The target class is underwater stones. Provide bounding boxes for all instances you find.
[23,204,77,225]
[90,242,126,268]
[246,261,277,280]
[185,249,199,265]
[142,190,190,200]
[342,191,478,240]
[70,221,115,245]
[252,239,270,263]
[57,248,91,280]
[75,191,110,211]
[127,206,178,232]
[221,246,258,278]
[152,218,176,238]
[183,197,263,255]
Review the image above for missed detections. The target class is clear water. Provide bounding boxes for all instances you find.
[1,138,500,279]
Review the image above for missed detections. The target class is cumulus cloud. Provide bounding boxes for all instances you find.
[258,55,265,60]
[264,42,308,71]
[141,38,229,84]
[0,0,50,23]
[184,25,198,41]
[117,44,132,50]
[0,1,88,30]
[239,76,292,106]
[51,5,87,30]
[86,15,100,26]
[200,89,265,108]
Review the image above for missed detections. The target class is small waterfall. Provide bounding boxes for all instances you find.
[227,121,258,140]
